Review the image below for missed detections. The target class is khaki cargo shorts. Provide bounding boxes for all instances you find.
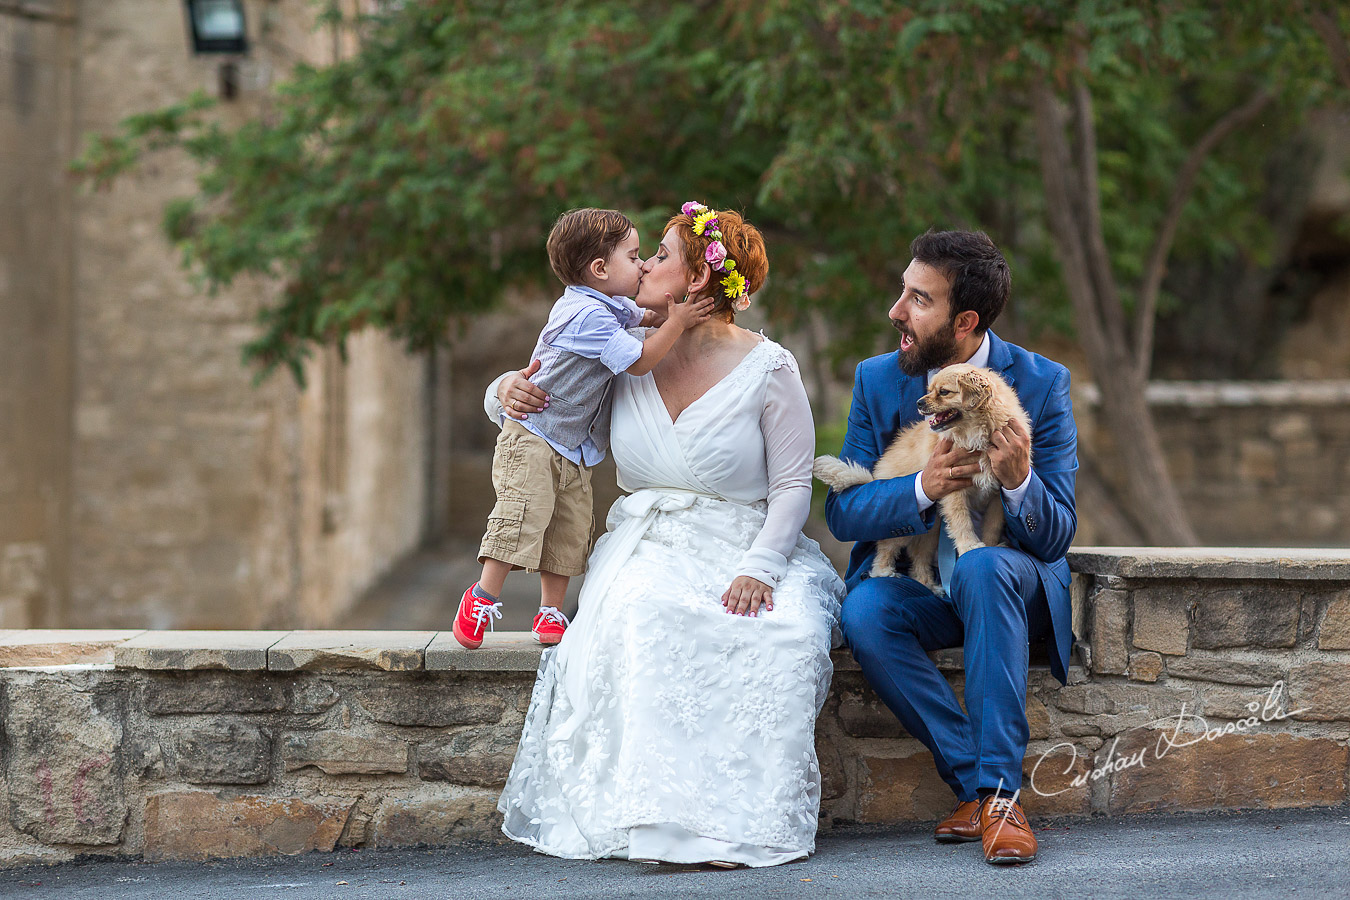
[478,420,593,577]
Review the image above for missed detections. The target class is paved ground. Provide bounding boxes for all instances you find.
[6,807,1348,899]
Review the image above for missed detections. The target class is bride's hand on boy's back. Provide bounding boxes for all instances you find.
[498,359,549,421]
[722,576,773,617]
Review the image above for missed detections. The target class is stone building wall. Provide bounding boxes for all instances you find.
[1,1,440,629]
[0,2,76,627]
[1080,382,1350,547]
[0,549,1345,865]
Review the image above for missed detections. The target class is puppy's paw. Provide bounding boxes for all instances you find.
[813,456,874,491]
[870,562,898,579]
[912,566,938,590]
[954,539,987,555]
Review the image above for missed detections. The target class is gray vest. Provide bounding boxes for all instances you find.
[529,351,616,453]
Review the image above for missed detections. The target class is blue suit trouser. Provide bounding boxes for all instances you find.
[840,546,1053,802]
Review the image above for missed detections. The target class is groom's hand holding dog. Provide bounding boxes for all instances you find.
[987,417,1032,489]
[921,437,981,498]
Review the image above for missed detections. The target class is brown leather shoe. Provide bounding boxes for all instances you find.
[980,796,1038,864]
[934,799,983,843]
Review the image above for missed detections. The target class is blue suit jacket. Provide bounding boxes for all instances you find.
[824,332,1078,684]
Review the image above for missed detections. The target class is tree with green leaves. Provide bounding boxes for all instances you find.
[77,1,1350,545]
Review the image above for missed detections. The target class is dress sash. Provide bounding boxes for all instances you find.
[551,486,722,741]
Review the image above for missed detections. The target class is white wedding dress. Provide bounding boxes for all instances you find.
[497,337,845,867]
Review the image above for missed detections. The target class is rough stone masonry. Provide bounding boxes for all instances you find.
[0,549,1347,867]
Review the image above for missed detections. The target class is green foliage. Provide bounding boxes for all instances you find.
[73,0,1346,382]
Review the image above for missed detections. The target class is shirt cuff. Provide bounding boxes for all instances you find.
[484,373,509,425]
[618,296,643,328]
[599,329,644,374]
[734,547,789,588]
[914,472,935,513]
[1001,470,1033,515]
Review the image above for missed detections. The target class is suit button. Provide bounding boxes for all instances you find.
[891,529,902,537]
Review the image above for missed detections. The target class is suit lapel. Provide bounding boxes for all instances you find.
[986,331,1017,391]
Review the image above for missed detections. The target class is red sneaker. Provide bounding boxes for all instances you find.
[452,584,503,649]
[532,606,570,645]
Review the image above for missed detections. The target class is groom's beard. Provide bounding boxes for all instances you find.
[894,318,960,377]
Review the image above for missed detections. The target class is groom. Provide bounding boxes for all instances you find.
[825,230,1077,865]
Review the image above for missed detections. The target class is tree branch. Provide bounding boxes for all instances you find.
[1031,82,1115,370]
[1134,88,1275,376]
[1312,9,1350,90]
[1071,77,1131,357]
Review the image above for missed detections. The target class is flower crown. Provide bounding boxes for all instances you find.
[680,201,751,312]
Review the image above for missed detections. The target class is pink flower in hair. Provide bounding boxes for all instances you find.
[705,240,728,270]
[681,201,702,217]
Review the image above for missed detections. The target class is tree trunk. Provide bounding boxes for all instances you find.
[1031,82,1198,546]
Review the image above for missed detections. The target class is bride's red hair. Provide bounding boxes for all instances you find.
[663,208,768,320]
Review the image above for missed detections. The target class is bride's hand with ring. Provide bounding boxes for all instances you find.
[497,359,550,421]
[722,575,773,617]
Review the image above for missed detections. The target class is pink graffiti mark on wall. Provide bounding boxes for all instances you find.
[73,753,111,826]
[36,761,56,827]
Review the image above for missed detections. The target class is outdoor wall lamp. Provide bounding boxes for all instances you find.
[184,0,249,54]
[183,0,248,100]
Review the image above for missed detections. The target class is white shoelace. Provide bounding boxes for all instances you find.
[472,599,503,631]
[535,606,570,627]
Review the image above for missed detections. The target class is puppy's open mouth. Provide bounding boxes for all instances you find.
[928,409,962,431]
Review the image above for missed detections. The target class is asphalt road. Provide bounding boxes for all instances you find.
[5,807,1348,900]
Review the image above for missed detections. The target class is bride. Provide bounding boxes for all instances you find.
[488,202,844,867]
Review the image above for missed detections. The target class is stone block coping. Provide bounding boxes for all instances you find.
[0,630,967,673]
[267,631,437,672]
[1066,547,1350,581]
[424,630,547,671]
[114,631,289,670]
[0,629,145,667]
[1078,380,1350,407]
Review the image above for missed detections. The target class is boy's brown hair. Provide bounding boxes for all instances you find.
[546,208,636,286]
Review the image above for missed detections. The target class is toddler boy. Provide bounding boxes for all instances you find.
[454,208,712,648]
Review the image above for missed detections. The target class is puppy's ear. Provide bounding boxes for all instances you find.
[960,371,993,407]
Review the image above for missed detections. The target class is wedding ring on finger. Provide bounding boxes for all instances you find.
[949,466,954,479]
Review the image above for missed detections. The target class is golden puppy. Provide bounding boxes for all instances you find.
[814,364,1031,589]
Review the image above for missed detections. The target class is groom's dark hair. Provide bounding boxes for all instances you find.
[909,230,1010,334]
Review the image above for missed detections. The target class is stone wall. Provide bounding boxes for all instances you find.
[1,1,444,629]
[0,2,76,627]
[1078,381,1350,546]
[0,549,1346,866]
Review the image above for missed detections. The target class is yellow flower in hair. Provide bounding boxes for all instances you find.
[692,210,717,236]
[722,270,747,299]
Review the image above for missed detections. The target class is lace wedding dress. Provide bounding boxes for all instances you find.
[498,338,845,867]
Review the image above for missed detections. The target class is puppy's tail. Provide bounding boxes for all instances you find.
[813,455,875,491]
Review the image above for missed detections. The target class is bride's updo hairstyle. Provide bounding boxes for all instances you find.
[664,202,768,321]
